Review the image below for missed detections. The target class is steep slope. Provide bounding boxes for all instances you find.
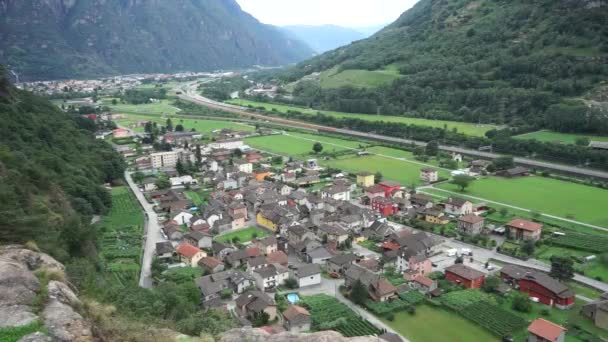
[282,25,367,53]
[282,0,608,133]
[0,0,314,81]
[0,67,125,260]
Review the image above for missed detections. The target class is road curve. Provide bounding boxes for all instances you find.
[178,90,608,181]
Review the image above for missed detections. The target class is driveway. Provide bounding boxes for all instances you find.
[124,171,165,288]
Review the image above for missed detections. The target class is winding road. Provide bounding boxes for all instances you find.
[177,85,608,181]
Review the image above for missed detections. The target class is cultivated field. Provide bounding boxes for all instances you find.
[98,187,144,286]
[114,113,255,134]
[514,130,608,144]
[227,99,497,137]
[214,227,269,243]
[103,98,181,115]
[436,176,608,227]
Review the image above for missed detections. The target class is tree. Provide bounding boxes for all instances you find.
[176,159,186,176]
[233,148,243,158]
[499,208,509,217]
[151,258,168,279]
[492,156,514,170]
[111,98,118,105]
[350,280,368,305]
[251,311,270,327]
[550,256,574,281]
[512,293,532,313]
[131,171,145,184]
[425,141,439,156]
[155,176,171,190]
[312,142,323,154]
[454,256,464,264]
[374,171,383,183]
[175,124,184,132]
[575,137,590,146]
[521,240,536,256]
[284,278,299,289]
[166,118,173,132]
[451,175,474,192]
[482,275,501,293]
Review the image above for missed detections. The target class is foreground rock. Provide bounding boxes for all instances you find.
[219,328,381,342]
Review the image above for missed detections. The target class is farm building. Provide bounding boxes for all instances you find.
[500,265,575,309]
[444,264,485,289]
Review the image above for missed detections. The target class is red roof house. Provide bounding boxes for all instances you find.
[500,265,575,309]
[527,318,566,342]
[371,197,399,217]
[444,264,485,289]
[377,181,401,198]
[506,218,543,241]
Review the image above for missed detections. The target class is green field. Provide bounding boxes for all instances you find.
[103,98,181,115]
[535,245,608,281]
[114,114,255,134]
[184,190,209,207]
[214,227,269,243]
[381,305,498,342]
[227,98,496,137]
[436,176,608,227]
[245,133,449,186]
[98,187,144,285]
[514,130,608,144]
[319,66,402,89]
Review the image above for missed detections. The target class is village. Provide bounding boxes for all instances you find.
[91,114,608,342]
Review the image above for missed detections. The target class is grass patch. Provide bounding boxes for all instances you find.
[319,66,402,88]
[535,245,608,282]
[184,190,209,207]
[0,322,46,342]
[214,227,269,243]
[514,130,608,144]
[381,304,499,342]
[436,176,608,227]
[114,113,255,134]
[228,98,496,137]
[103,98,181,115]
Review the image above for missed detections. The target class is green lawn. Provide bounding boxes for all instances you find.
[319,66,402,88]
[245,132,450,186]
[436,176,608,227]
[381,305,499,342]
[114,113,255,134]
[535,245,608,281]
[514,130,608,144]
[214,227,269,243]
[102,98,181,115]
[228,99,496,137]
[0,322,46,342]
[184,190,209,207]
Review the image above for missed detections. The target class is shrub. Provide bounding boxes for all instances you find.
[385,312,395,321]
[512,294,532,313]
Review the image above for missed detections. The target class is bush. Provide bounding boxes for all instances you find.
[512,294,532,313]
[406,305,416,315]
[385,312,395,321]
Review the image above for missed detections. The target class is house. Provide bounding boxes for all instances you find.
[409,276,437,294]
[410,193,434,209]
[444,264,485,289]
[470,160,492,173]
[344,264,379,288]
[422,208,449,225]
[420,168,438,183]
[458,214,485,235]
[245,152,263,163]
[112,128,129,138]
[170,175,198,188]
[377,181,401,198]
[195,270,255,303]
[499,166,530,178]
[253,264,290,290]
[266,250,288,267]
[321,185,351,201]
[155,241,175,262]
[357,258,381,273]
[369,278,397,302]
[327,254,358,275]
[306,247,333,264]
[356,172,375,188]
[371,197,399,217]
[291,264,322,288]
[527,318,566,342]
[246,256,268,272]
[252,236,278,255]
[362,220,394,241]
[142,177,157,191]
[234,160,253,173]
[209,138,244,150]
[176,243,207,267]
[317,224,349,244]
[581,293,608,329]
[283,305,311,333]
[173,211,194,227]
[500,265,575,309]
[184,231,213,249]
[235,290,277,321]
[506,218,543,241]
[443,197,473,216]
[212,241,235,261]
[400,254,432,280]
[364,185,385,201]
[198,256,225,274]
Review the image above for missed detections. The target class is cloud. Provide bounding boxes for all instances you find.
[236,0,418,27]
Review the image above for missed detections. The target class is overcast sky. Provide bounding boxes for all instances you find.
[236,0,419,27]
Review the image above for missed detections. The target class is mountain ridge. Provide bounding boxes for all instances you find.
[282,24,368,53]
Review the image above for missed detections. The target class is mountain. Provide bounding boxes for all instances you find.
[281,0,608,134]
[0,0,314,81]
[282,25,367,53]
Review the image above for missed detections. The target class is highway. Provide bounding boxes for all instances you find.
[177,86,608,180]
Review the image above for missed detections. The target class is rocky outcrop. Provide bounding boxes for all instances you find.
[219,328,381,342]
[0,245,93,341]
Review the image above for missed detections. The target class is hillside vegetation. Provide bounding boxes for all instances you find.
[0,0,314,81]
[281,0,608,134]
[0,67,125,260]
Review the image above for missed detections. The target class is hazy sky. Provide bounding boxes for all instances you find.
[236,0,419,27]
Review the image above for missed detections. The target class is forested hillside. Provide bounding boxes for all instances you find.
[0,66,125,260]
[280,0,608,134]
[0,0,314,81]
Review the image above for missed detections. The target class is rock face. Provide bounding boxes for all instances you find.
[0,245,94,341]
[219,328,380,342]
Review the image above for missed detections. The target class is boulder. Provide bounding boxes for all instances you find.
[0,259,40,306]
[219,328,379,342]
[0,245,64,273]
[42,300,93,342]
[0,304,38,328]
[18,332,53,342]
[47,280,81,307]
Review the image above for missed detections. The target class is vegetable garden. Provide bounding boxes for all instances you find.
[98,187,144,286]
[299,295,382,337]
[548,232,608,253]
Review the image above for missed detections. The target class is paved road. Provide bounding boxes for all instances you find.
[125,171,165,288]
[299,278,411,342]
[178,87,608,181]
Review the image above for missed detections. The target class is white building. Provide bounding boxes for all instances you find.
[234,160,253,174]
[170,175,198,188]
[150,149,195,169]
[253,264,290,290]
[321,185,351,201]
[291,264,321,288]
[209,138,243,150]
[173,211,194,227]
[420,168,439,183]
